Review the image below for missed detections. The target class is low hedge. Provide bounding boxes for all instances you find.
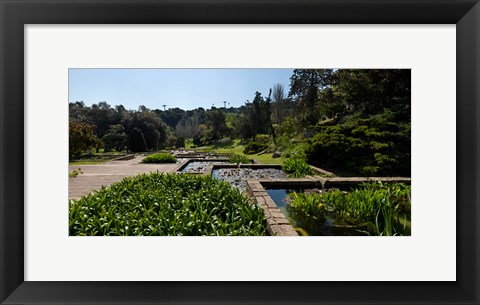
[141,152,177,164]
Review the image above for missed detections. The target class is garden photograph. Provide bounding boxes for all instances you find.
[69,68,411,236]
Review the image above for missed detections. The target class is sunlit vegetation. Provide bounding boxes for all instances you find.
[70,69,409,173]
[69,69,411,236]
[281,159,314,178]
[141,152,177,164]
[69,173,266,236]
[228,153,251,165]
[287,182,411,236]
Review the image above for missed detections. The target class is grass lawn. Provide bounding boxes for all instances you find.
[251,153,285,164]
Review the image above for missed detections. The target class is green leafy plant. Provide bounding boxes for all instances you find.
[69,173,266,236]
[229,153,251,165]
[141,153,177,164]
[281,159,314,177]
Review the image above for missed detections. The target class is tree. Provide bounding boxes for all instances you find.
[237,91,272,141]
[69,101,89,122]
[155,107,185,129]
[102,124,128,152]
[273,83,284,104]
[175,136,185,148]
[271,83,289,124]
[133,110,167,150]
[288,69,332,127]
[303,69,411,177]
[205,108,229,141]
[88,101,119,138]
[313,69,411,120]
[128,128,147,152]
[69,121,102,158]
[175,111,203,139]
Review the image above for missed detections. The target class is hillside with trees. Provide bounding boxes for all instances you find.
[69,69,410,177]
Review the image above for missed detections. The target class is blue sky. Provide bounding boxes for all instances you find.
[69,68,294,111]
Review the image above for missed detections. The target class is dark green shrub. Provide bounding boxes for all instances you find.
[175,136,185,148]
[141,152,177,164]
[229,153,251,164]
[101,125,128,152]
[192,136,202,146]
[306,110,410,177]
[128,128,147,152]
[69,173,266,236]
[281,159,313,178]
[243,141,267,154]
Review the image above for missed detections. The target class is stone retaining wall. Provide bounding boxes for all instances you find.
[309,165,335,177]
[246,179,299,236]
[174,158,230,172]
[112,154,135,161]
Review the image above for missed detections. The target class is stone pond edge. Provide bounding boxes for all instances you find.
[246,176,411,237]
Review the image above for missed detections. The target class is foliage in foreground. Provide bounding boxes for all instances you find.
[288,182,411,236]
[141,152,177,164]
[69,173,266,236]
[281,158,314,178]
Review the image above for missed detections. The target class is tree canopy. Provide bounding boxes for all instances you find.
[69,69,411,177]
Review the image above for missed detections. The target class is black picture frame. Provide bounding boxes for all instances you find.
[1,0,478,304]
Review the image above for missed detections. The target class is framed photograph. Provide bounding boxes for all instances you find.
[1,0,478,304]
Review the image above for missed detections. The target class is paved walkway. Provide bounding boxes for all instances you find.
[68,156,179,199]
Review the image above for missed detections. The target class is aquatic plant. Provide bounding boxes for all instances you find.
[287,182,411,236]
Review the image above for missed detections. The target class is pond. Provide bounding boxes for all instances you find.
[265,187,367,236]
[212,167,287,192]
[180,160,229,174]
